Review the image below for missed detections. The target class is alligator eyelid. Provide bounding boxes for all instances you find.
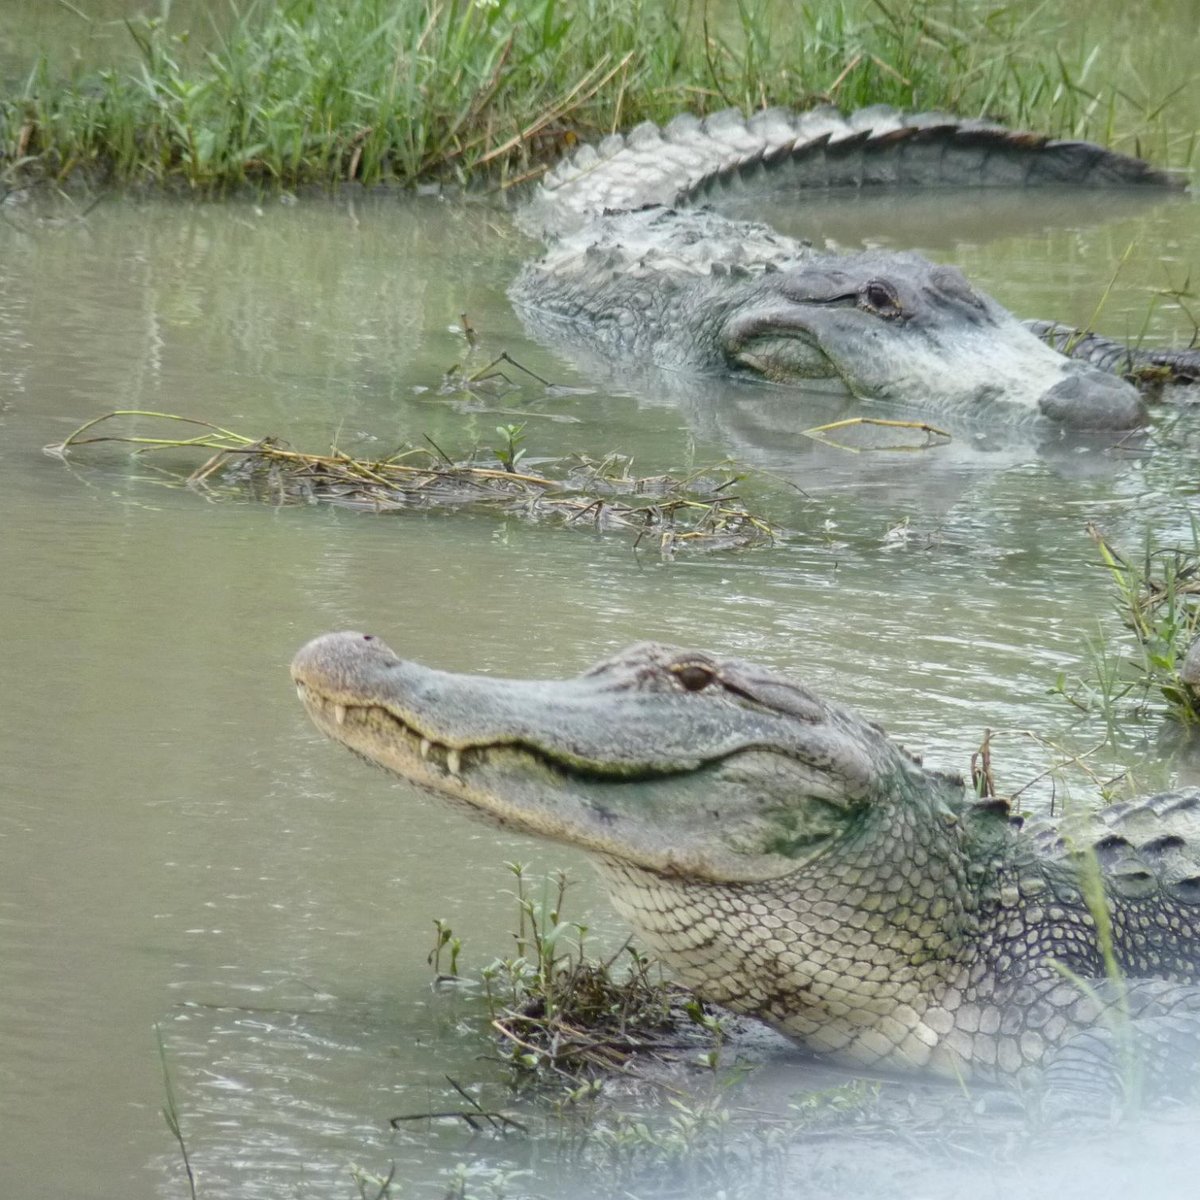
[718,678,805,715]
[801,293,858,306]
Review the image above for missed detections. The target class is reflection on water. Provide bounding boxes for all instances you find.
[2,121,1200,1200]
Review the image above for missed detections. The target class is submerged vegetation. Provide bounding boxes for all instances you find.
[47,409,782,555]
[2,0,1196,192]
[430,864,690,1081]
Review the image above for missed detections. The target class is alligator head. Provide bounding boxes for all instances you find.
[291,631,968,885]
[290,631,1005,1073]
[721,252,1144,429]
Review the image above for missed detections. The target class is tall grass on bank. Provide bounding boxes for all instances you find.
[1,0,1195,191]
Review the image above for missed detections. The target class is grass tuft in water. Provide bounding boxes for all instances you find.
[453,863,690,1082]
[1077,523,1200,727]
[2,0,1194,192]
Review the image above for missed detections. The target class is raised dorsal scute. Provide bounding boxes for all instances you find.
[846,104,904,133]
[793,108,851,141]
[626,122,664,150]
[663,112,704,142]
[1088,789,1200,895]
[904,110,962,129]
[746,108,800,141]
[569,142,599,172]
[700,108,751,136]
[598,133,626,160]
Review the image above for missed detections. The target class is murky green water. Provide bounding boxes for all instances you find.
[3,9,1200,1200]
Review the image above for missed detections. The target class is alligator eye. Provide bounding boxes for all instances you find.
[671,661,716,692]
[861,280,901,317]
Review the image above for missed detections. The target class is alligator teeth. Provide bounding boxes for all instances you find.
[333,704,347,726]
[296,684,306,701]
[417,736,458,774]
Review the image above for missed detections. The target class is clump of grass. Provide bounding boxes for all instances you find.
[1055,523,1200,727]
[46,409,782,556]
[1089,522,1200,725]
[3,0,1194,192]
[437,864,697,1083]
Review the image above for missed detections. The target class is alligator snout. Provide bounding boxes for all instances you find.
[1038,363,1147,429]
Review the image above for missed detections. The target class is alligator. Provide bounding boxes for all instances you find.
[292,631,1200,1109]
[510,105,1200,429]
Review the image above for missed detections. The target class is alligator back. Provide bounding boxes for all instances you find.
[1031,788,1200,909]
[520,105,1181,237]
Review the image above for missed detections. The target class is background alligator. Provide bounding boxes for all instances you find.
[293,631,1200,1111]
[511,105,1200,429]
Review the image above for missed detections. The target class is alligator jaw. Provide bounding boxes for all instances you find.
[294,679,468,782]
[293,675,819,883]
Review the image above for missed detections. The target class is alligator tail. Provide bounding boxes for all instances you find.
[1026,320,1200,384]
[523,105,1183,237]
[685,109,1180,203]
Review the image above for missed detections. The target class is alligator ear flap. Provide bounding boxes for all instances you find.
[970,794,1022,827]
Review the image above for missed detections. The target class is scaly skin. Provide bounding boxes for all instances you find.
[292,632,1200,1105]
[510,105,1200,427]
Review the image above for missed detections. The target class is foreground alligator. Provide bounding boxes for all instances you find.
[511,106,1200,429]
[293,631,1200,1108]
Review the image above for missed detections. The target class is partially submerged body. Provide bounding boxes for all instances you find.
[511,105,1199,429]
[513,206,1143,428]
[293,632,1200,1109]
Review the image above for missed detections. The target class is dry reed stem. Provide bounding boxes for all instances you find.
[802,416,952,452]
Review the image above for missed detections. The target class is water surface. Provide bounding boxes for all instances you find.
[2,55,1200,1200]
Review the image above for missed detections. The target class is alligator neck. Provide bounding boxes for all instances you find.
[595,766,1006,1066]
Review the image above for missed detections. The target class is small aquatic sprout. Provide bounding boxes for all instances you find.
[429,917,463,981]
[156,1024,197,1200]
